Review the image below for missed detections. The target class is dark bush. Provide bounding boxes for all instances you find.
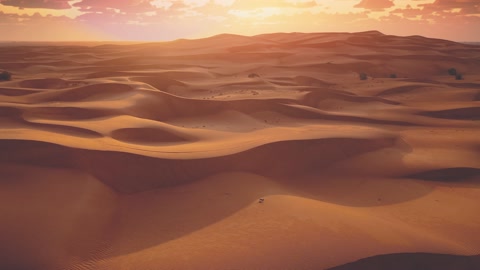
[248,73,260,78]
[359,72,368,80]
[0,71,11,81]
[448,68,457,76]
[456,74,463,80]
[389,73,397,78]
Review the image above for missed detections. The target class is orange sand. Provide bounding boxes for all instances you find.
[0,31,479,269]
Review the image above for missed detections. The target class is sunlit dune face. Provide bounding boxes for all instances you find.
[0,0,478,41]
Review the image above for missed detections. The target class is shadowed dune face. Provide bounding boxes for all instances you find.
[0,137,397,193]
[406,167,480,182]
[18,78,72,89]
[328,253,480,270]
[1,32,480,270]
[0,163,118,270]
[110,127,191,144]
[418,107,480,120]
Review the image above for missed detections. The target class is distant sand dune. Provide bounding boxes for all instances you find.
[1,32,479,269]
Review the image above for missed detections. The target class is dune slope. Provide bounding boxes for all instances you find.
[1,31,479,270]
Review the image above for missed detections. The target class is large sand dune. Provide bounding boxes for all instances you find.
[1,31,479,269]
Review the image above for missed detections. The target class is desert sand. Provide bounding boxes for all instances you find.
[0,31,479,270]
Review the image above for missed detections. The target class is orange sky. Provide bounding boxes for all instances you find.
[0,0,479,41]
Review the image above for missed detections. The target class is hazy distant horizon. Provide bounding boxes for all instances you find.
[0,31,479,45]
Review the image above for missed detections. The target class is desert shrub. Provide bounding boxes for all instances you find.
[448,68,457,76]
[0,71,11,81]
[248,73,260,78]
[389,73,397,78]
[359,72,368,80]
[456,74,463,80]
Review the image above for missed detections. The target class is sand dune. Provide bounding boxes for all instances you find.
[1,31,479,269]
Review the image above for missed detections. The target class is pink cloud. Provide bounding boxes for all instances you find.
[73,0,157,13]
[354,0,395,11]
[420,0,480,15]
[0,0,71,9]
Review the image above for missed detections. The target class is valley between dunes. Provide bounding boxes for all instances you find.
[0,31,479,270]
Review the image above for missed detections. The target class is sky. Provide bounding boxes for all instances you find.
[0,0,479,42]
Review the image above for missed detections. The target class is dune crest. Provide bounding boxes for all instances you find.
[1,32,479,270]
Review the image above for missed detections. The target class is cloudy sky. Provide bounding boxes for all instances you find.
[0,0,479,41]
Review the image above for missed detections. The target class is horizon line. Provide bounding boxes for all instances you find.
[0,31,478,44]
